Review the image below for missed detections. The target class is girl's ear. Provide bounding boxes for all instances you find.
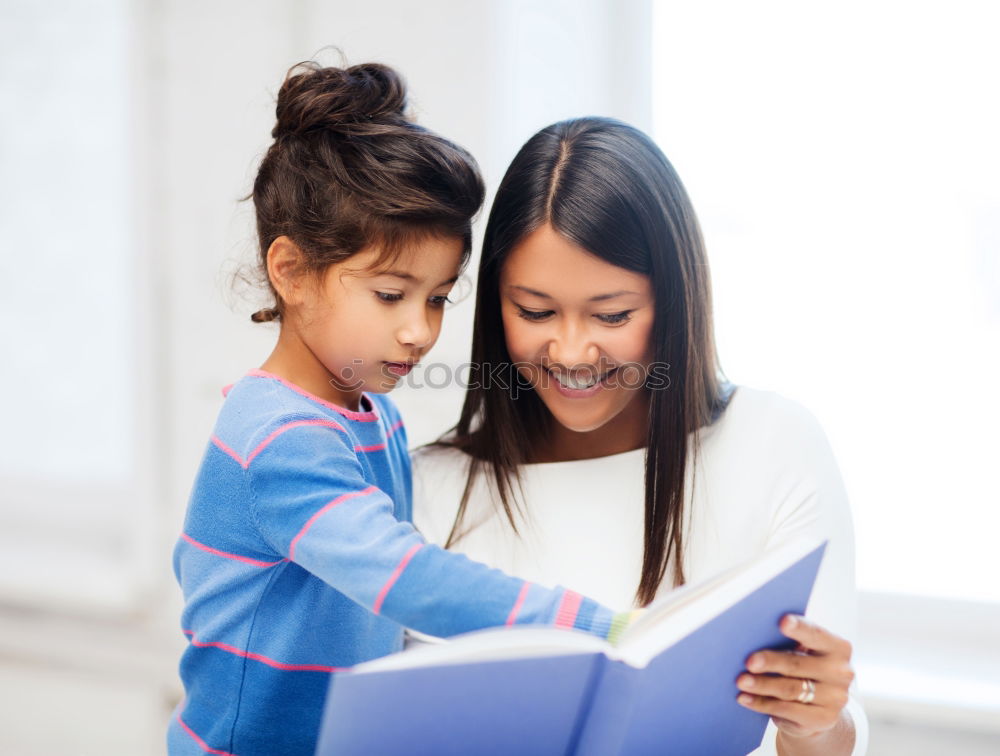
[266,236,308,307]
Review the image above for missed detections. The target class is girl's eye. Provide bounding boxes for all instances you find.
[595,310,634,325]
[375,291,404,303]
[428,295,453,308]
[516,306,554,322]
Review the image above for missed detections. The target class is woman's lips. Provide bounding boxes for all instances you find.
[547,367,618,398]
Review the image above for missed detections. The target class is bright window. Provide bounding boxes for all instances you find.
[653,0,999,603]
[0,0,151,609]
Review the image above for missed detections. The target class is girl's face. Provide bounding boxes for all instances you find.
[500,223,655,438]
[275,235,464,409]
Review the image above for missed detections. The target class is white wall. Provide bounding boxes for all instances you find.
[0,2,652,753]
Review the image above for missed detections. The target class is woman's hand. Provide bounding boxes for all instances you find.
[736,614,856,754]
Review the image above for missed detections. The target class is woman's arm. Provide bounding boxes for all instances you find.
[744,396,867,755]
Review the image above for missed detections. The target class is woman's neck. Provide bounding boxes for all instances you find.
[535,391,650,463]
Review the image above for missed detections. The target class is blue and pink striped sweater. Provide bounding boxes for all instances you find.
[169,370,618,755]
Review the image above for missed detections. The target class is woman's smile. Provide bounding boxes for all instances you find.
[548,366,619,397]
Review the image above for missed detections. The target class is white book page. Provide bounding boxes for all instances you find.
[355,626,610,674]
[616,536,824,667]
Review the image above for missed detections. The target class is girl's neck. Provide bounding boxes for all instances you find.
[534,391,650,463]
[260,330,363,411]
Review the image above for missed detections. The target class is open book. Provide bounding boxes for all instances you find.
[316,538,827,756]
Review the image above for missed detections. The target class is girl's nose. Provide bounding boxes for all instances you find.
[397,309,433,349]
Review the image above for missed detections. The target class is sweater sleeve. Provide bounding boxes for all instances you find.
[752,404,869,756]
[246,422,617,640]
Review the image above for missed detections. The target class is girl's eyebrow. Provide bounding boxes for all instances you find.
[380,271,459,288]
[510,284,638,302]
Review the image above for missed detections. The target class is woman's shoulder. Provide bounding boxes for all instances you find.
[411,440,469,466]
[688,387,853,590]
[708,386,850,528]
[411,443,474,493]
[723,384,822,427]
[409,443,477,539]
[698,385,845,504]
[714,385,835,460]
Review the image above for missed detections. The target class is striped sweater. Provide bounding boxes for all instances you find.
[168,370,618,756]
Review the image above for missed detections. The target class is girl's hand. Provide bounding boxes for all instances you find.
[736,614,855,742]
[607,608,645,646]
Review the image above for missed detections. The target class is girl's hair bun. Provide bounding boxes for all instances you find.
[272,61,407,139]
[250,58,484,325]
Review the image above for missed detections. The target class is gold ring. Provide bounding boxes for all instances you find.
[796,678,816,705]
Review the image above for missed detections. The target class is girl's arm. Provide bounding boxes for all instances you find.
[246,422,624,640]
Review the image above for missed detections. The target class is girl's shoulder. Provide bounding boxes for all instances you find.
[364,391,405,431]
[212,372,391,462]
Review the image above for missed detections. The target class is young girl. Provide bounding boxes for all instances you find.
[168,64,633,756]
[413,117,868,755]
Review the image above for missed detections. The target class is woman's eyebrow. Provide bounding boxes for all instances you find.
[589,290,638,302]
[510,284,638,302]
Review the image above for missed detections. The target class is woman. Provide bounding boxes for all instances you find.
[412,117,867,755]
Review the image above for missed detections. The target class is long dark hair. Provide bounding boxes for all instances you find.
[249,61,484,322]
[442,117,727,605]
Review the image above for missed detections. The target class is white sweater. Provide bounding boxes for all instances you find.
[412,386,867,755]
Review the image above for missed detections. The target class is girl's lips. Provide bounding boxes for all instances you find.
[385,362,414,377]
[547,367,618,398]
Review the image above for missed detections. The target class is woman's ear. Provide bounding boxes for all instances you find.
[266,236,308,307]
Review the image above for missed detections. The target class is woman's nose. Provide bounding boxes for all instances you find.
[545,322,600,369]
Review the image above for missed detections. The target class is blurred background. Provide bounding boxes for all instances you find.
[0,1,997,753]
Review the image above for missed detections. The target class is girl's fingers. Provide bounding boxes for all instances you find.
[737,674,849,710]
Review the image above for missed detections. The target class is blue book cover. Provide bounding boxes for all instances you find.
[316,539,827,756]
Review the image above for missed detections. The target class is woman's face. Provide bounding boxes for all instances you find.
[500,223,655,434]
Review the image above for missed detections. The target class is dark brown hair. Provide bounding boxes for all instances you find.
[441,117,729,606]
[249,61,485,322]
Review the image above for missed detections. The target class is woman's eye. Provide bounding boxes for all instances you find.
[375,291,404,303]
[428,295,453,308]
[516,306,554,322]
[595,310,634,325]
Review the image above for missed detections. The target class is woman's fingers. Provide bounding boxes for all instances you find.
[745,648,854,687]
[737,673,848,710]
[779,614,852,658]
[745,616,854,688]
[735,694,840,734]
[737,615,856,739]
